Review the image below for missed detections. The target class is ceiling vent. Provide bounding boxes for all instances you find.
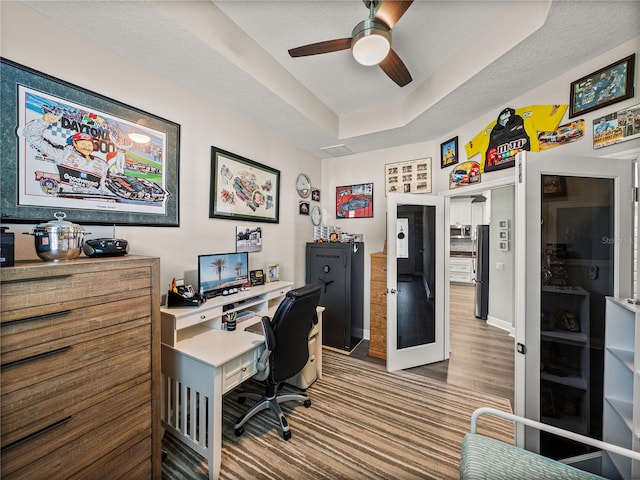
[320,144,355,157]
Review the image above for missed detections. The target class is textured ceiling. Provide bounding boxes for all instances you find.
[16,0,640,158]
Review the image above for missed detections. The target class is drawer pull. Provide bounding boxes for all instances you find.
[2,309,72,327]
[3,416,72,451]
[1,274,71,285]
[1,346,72,370]
[241,367,247,372]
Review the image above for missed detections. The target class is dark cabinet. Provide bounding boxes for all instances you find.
[306,242,364,352]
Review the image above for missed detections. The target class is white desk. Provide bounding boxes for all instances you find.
[160,282,322,480]
[161,324,264,480]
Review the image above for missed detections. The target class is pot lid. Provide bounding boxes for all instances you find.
[35,211,84,231]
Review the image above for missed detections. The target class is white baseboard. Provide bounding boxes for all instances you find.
[487,315,514,336]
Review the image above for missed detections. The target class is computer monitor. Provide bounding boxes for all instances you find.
[198,252,249,298]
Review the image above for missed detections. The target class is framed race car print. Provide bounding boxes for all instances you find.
[336,182,374,219]
[569,54,635,118]
[209,146,280,223]
[0,58,181,226]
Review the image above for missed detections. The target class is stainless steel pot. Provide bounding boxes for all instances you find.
[26,212,87,262]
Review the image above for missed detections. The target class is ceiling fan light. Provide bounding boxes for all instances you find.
[351,18,391,66]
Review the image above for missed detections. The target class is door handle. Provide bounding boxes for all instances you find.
[318,278,334,293]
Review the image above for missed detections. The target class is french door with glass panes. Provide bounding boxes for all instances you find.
[514,152,634,467]
[386,193,446,372]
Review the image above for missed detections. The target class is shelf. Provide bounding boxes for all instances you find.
[603,297,639,479]
[605,396,633,432]
[161,282,293,347]
[541,372,588,390]
[603,451,632,480]
[541,415,588,435]
[542,285,589,296]
[541,330,588,344]
[607,346,634,372]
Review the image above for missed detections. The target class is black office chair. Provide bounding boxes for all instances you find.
[234,283,321,441]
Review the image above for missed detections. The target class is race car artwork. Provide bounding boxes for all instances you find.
[538,120,585,151]
[105,174,169,203]
[449,161,480,190]
[335,183,373,218]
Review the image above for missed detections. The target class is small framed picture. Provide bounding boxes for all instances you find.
[249,269,265,287]
[498,219,509,229]
[499,230,509,241]
[236,225,262,253]
[440,136,459,168]
[499,241,509,252]
[266,263,280,283]
[543,176,566,197]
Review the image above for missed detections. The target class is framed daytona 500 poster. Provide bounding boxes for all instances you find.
[1,58,181,226]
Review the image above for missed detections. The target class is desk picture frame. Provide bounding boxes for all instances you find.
[266,263,280,283]
[0,58,181,226]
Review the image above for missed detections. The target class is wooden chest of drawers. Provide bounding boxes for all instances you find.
[369,252,387,359]
[0,256,161,480]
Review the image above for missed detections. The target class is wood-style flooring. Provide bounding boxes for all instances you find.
[353,283,515,407]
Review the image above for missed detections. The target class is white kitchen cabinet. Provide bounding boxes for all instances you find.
[450,257,472,284]
[450,197,472,225]
[603,297,640,479]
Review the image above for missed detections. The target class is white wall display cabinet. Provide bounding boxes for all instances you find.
[603,297,640,479]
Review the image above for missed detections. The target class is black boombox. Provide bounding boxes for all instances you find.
[83,238,129,257]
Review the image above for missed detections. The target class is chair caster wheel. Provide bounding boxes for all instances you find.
[304,399,311,408]
[234,427,244,437]
[282,430,292,441]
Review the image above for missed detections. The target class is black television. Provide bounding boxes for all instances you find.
[198,252,249,298]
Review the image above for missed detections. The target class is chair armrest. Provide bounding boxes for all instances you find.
[254,315,274,381]
[471,407,640,462]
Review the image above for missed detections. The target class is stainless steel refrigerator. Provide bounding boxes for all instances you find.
[473,224,490,319]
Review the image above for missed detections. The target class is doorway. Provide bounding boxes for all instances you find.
[438,181,517,404]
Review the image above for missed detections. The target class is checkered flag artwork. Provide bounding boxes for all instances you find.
[47,123,73,142]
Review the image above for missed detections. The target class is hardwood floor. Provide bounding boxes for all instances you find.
[353,283,515,407]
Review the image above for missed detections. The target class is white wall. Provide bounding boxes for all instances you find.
[488,186,515,331]
[1,2,321,291]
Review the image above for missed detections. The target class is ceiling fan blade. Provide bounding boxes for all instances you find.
[288,38,352,57]
[379,49,412,87]
[375,0,414,28]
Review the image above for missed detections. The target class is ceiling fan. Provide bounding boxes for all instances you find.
[288,0,414,87]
